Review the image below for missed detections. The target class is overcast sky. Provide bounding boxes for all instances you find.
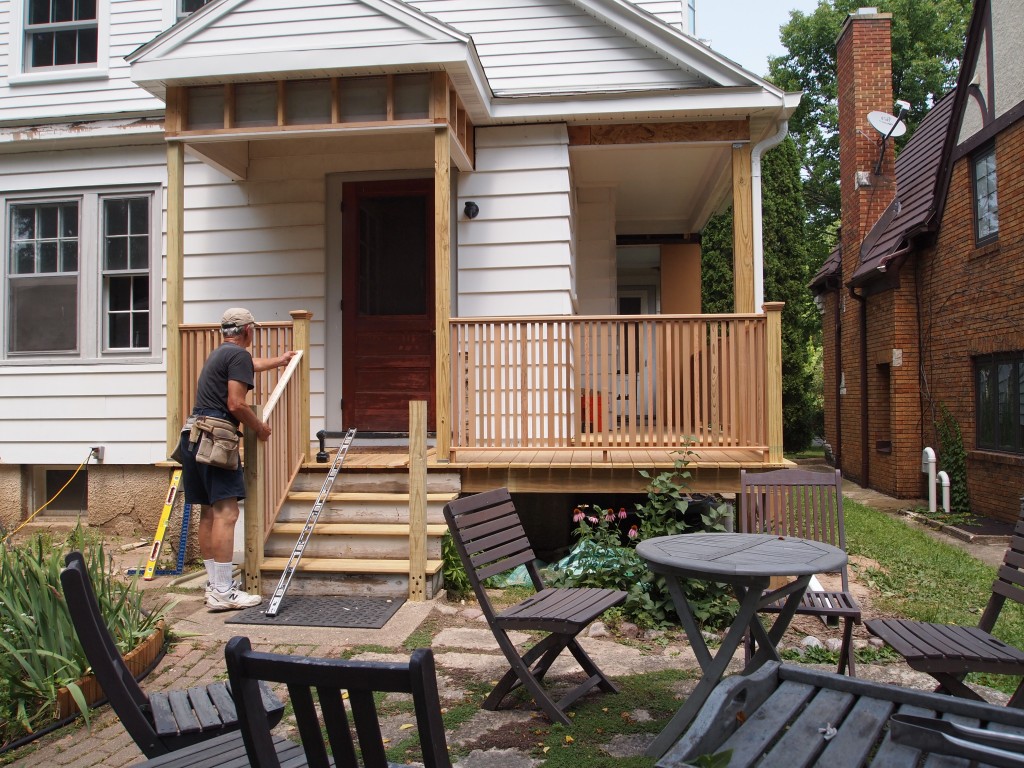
[696,0,821,76]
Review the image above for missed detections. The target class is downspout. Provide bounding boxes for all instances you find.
[848,285,869,486]
[751,117,789,312]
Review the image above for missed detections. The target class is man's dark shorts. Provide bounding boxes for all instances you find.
[179,431,246,505]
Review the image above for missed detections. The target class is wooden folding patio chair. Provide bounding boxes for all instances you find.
[60,551,284,758]
[738,468,861,674]
[866,505,1024,707]
[443,488,626,725]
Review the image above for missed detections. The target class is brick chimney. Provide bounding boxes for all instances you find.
[836,7,897,287]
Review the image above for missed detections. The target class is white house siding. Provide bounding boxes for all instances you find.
[628,1,687,32]
[0,143,170,466]
[161,0,438,61]
[0,1,166,124]
[406,0,701,94]
[456,124,574,318]
[182,131,439,439]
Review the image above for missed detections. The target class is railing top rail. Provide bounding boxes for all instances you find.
[262,350,303,418]
[450,313,768,323]
[179,321,293,329]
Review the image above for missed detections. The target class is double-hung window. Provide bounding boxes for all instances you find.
[177,0,214,20]
[25,0,98,70]
[972,143,999,244]
[5,191,159,360]
[976,354,1024,455]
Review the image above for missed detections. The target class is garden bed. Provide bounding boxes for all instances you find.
[55,619,166,719]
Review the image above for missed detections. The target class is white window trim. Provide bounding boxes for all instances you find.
[6,0,109,86]
[2,186,163,364]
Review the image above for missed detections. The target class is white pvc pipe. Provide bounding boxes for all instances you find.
[937,471,950,515]
[921,447,937,514]
[751,117,789,313]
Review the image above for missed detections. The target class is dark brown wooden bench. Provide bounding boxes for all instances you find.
[739,468,861,675]
[60,551,284,759]
[657,660,1024,768]
[443,488,626,725]
[131,641,450,768]
[866,505,1024,708]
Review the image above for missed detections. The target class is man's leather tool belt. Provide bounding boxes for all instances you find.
[190,415,241,470]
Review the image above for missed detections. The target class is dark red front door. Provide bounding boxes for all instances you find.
[341,179,435,432]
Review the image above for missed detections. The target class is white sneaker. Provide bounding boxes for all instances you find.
[206,583,261,611]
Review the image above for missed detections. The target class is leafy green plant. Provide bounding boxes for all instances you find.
[440,531,471,601]
[0,526,164,748]
[935,403,970,515]
[546,446,737,630]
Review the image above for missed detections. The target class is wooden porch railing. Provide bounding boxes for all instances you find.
[242,352,306,593]
[178,311,312,592]
[450,306,783,460]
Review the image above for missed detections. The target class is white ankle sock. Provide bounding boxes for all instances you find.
[203,559,215,587]
[213,561,234,592]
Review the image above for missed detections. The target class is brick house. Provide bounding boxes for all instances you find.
[812,0,1024,523]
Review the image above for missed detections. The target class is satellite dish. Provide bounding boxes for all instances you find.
[867,110,907,138]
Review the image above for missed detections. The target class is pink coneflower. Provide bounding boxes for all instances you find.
[617,507,628,520]
[572,507,585,523]
[627,525,639,539]
[587,516,599,525]
[604,510,616,523]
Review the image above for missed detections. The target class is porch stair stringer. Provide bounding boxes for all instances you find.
[259,466,459,600]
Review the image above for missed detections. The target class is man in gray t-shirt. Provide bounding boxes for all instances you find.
[178,307,295,611]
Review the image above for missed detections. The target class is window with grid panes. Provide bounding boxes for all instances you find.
[972,143,999,244]
[25,0,98,70]
[976,354,1024,454]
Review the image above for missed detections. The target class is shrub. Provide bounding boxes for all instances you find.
[547,447,737,630]
[440,531,472,601]
[0,526,164,748]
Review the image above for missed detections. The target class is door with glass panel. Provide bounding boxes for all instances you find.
[341,179,435,432]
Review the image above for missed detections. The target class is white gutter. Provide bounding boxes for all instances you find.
[751,115,789,312]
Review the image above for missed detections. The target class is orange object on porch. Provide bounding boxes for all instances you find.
[581,393,602,431]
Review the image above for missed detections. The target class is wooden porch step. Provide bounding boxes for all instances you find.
[271,522,448,537]
[260,557,443,575]
[286,492,457,503]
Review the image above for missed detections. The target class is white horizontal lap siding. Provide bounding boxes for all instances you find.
[457,124,574,317]
[406,0,692,94]
[0,1,165,124]
[179,133,435,435]
[0,144,170,465]
[628,1,685,31]
[174,0,427,58]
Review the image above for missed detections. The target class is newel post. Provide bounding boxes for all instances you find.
[290,309,313,461]
[764,302,785,464]
[243,404,265,595]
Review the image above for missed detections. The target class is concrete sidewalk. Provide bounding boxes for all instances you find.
[3,480,1013,768]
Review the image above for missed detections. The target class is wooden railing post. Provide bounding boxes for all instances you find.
[243,404,265,595]
[166,142,185,457]
[764,302,785,464]
[408,400,428,601]
[290,310,313,462]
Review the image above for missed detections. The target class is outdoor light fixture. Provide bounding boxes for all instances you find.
[463,201,480,219]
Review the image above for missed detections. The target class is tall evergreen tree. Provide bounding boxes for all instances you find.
[701,138,819,451]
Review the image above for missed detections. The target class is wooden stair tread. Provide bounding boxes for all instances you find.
[287,492,457,503]
[271,523,448,536]
[260,557,443,575]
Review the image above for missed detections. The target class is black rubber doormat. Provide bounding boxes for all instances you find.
[225,596,405,629]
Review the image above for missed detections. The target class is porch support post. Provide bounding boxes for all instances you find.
[165,140,185,456]
[289,309,312,462]
[243,404,265,594]
[764,302,785,464]
[434,125,452,461]
[731,142,754,314]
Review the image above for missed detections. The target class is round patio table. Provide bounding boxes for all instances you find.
[637,532,847,759]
